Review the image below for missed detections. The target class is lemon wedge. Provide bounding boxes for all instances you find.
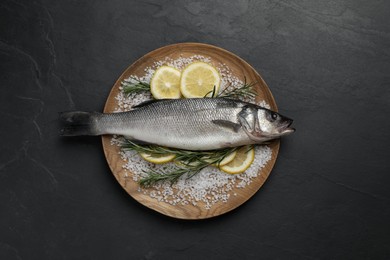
[180,62,221,98]
[150,66,181,99]
[220,146,255,174]
[139,152,176,164]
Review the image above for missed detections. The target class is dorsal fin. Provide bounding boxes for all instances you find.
[215,99,240,109]
[132,99,169,109]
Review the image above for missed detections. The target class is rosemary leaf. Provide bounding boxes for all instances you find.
[121,79,150,95]
[139,167,201,187]
[217,79,257,99]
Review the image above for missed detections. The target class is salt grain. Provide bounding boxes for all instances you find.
[111,55,272,209]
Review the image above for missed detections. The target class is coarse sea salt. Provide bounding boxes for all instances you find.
[111,55,272,209]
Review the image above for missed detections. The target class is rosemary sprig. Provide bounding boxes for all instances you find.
[217,79,257,99]
[204,84,218,98]
[139,166,203,187]
[121,140,238,187]
[121,79,150,95]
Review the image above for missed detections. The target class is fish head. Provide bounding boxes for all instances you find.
[238,105,295,143]
[257,108,295,138]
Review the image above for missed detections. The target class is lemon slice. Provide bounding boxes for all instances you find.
[212,150,237,167]
[220,146,255,174]
[139,152,176,164]
[150,66,181,99]
[180,62,221,98]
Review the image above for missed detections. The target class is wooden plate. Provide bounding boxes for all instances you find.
[102,43,280,219]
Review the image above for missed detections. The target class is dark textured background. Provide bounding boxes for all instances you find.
[1,0,390,259]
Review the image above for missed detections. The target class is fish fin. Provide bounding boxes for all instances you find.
[215,100,239,109]
[59,111,100,136]
[132,99,169,109]
[212,120,241,133]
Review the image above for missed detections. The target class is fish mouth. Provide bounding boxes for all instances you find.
[279,119,295,135]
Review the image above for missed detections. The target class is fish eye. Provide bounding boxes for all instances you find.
[271,112,278,121]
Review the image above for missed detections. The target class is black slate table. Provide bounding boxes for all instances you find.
[1,1,389,259]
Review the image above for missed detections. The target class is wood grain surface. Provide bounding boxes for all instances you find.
[102,43,280,219]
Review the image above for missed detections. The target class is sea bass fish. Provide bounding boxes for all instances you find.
[60,98,295,150]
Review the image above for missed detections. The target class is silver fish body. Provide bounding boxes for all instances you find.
[60,98,294,150]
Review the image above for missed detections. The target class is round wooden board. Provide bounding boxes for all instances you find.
[102,43,280,219]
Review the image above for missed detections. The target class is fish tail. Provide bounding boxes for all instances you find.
[59,111,101,136]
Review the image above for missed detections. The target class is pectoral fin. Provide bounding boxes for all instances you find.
[212,120,241,133]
